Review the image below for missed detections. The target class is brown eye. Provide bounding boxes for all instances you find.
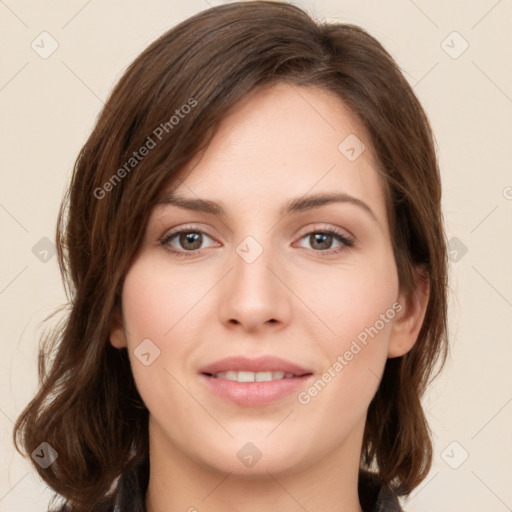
[177,232,203,251]
[161,228,217,255]
[297,229,354,254]
[309,233,334,250]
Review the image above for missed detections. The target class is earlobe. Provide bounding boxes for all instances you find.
[387,267,430,358]
[109,309,128,349]
[110,326,128,348]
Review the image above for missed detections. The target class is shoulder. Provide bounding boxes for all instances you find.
[49,457,149,512]
[51,500,117,512]
[54,466,401,512]
[358,471,404,512]
[113,455,149,512]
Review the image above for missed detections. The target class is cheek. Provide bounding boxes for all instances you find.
[118,257,198,404]
[302,249,399,345]
[294,253,399,410]
[121,255,206,343]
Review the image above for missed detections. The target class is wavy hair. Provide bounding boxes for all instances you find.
[14,1,449,510]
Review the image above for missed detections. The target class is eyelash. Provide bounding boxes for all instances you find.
[159,224,355,258]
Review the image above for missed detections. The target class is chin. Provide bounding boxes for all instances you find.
[167,431,300,476]
[205,451,306,479]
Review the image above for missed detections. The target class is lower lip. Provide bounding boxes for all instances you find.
[200,374,313,407]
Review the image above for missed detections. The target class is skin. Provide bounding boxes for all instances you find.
[110,83,429,512]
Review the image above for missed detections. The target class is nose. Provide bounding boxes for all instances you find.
[217,237,292,333]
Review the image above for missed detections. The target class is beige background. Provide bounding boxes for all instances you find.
[1,0,511,510]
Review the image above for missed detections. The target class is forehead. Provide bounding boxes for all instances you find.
[165,84,389,229]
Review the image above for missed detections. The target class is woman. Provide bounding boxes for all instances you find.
[14,2,449,511]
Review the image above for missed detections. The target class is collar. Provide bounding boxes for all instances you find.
[113,456,403,512]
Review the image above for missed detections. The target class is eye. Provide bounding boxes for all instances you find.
[160,225,218,256]
[159,224,355,258]
[296,228,354,255]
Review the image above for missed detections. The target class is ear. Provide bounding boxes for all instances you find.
[387,266,430,358]
[109,307,128,349]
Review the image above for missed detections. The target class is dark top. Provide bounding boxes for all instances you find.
[58,456,404,511]
[110,456,404,512]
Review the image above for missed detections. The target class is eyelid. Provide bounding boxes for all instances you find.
[159,223,218,246]
[295,222,354,241]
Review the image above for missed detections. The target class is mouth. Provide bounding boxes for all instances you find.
[199,356,314,406]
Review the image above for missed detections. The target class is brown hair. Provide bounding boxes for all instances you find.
[14,1,448,510]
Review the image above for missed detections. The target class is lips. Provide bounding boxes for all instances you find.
[199,356,314,406]
[199,355,312,377]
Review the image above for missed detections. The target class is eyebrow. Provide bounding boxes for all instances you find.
[157,191,378,224]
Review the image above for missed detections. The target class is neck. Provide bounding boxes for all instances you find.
[145,420,365,512]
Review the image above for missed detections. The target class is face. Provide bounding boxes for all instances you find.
[111,83,424,478]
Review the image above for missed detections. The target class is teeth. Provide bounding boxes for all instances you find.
[238,371,257,382]
[213,371,296,382]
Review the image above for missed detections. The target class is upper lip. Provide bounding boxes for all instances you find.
[200,356,312,376]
